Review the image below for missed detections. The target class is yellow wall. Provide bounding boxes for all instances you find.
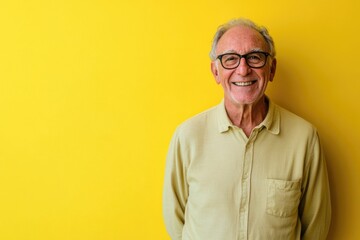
[0,0,359,239]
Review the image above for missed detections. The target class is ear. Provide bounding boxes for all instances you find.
[269,58,277,82]
[211,61,221,84]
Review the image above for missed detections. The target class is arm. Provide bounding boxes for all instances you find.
[300,130,331,240]
[163,130,189,240]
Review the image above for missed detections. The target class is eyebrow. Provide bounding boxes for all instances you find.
[220,48,265,55]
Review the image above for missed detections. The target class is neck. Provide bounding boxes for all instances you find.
[225,96,268,137]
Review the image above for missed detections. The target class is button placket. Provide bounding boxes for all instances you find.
[238,131,258,240]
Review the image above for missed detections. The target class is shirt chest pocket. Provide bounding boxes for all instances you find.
[266,179,302,217]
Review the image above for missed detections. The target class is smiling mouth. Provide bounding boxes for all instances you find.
[232,80,256,86]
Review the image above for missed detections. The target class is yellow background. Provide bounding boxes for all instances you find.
[0,0,359,239]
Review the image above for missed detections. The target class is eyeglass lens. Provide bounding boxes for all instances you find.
[220,52,267,69]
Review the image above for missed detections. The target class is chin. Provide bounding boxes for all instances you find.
[229,94,263,107]
[231,96,256,105]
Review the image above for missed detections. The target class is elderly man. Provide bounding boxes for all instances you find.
[163,18,331,240]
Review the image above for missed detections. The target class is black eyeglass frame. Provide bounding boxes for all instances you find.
[216,51,271,69]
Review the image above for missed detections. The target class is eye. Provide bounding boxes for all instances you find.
[223,54,239,64]
[247,54,262,62]
[246,53,265,63]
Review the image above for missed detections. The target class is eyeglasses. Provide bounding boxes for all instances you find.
[216,51,271,69]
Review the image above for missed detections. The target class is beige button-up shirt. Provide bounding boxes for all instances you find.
[163,99,331,240]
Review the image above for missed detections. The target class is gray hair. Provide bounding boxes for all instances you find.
[209,18,276,60]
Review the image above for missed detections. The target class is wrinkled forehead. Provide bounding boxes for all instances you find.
[216,26,269,55]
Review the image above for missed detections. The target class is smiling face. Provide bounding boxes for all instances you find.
[211,25,276,108]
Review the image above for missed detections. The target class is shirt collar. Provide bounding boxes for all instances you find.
[216,97,280,135]
[216,99,233,133]
[262,98,280,135]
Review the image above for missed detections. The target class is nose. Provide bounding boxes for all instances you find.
[235,57,251,76]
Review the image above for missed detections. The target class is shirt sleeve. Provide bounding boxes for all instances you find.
[299,130,331,240]
[163,129,189,240]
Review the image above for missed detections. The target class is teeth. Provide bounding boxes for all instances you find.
[233,81,254,86]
